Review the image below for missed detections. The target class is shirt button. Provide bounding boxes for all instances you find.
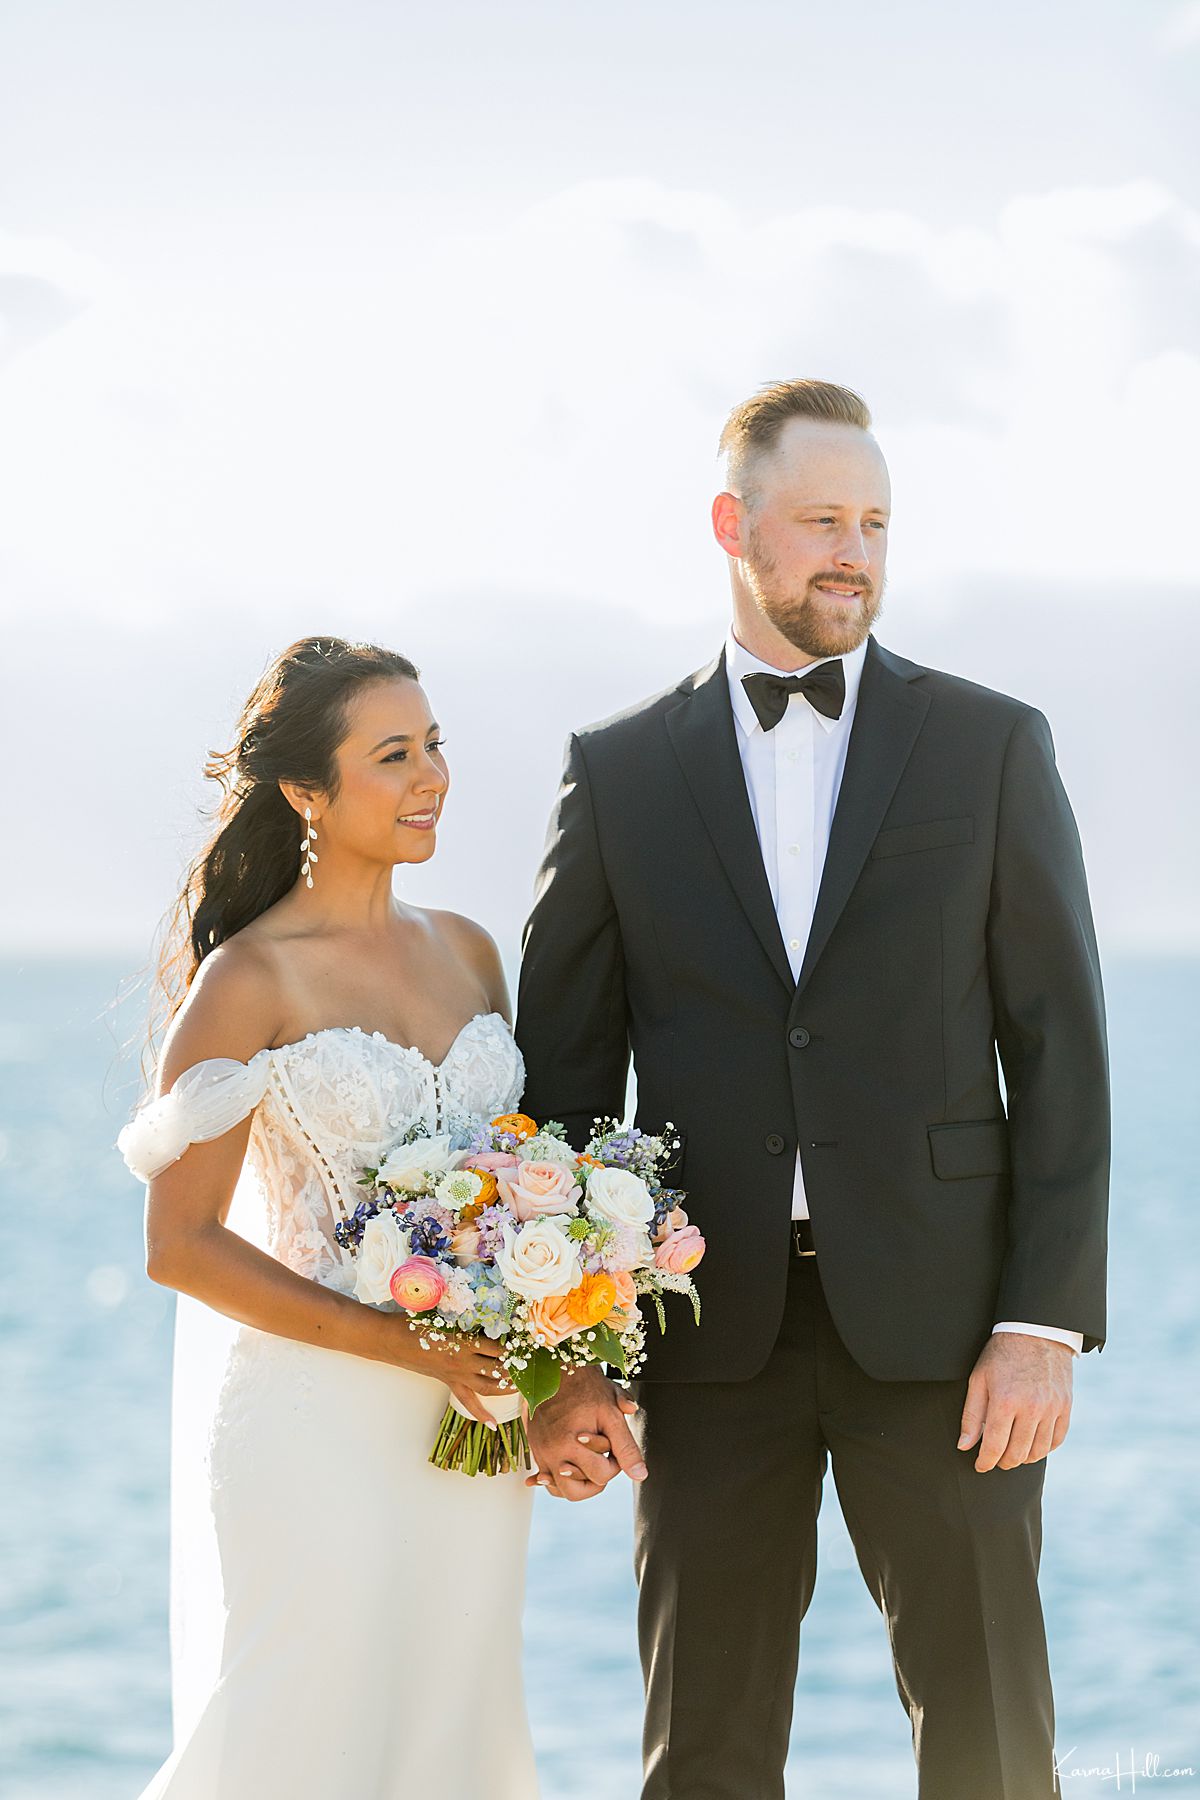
[787,844,801,856]
[789,938,801,950]
[765,1133,787,1156]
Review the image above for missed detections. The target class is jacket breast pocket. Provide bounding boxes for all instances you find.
[928,1118,1010,1180]
[871,816,975,859]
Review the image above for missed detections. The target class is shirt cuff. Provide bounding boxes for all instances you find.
[992,1321,1083,1354]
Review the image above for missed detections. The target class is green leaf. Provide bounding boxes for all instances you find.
[508,1348,563,1414]
[589,1323,629,1373]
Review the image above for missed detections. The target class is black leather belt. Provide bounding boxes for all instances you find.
[791,1218,817,1258]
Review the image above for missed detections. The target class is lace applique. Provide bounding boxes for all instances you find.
[118,1013,526,1290]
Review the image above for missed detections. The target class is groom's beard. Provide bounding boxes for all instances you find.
[743,524,884,659]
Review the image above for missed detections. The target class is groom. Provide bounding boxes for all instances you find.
[515,378,1108,1800]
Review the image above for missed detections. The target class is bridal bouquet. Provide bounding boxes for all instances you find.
[335,1111,704,1477]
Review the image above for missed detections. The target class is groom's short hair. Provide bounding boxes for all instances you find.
[719,379,873,504]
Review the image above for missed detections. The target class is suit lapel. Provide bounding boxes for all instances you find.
[794,637,931,999]
[665,651,795,993]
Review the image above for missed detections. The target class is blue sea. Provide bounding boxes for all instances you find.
[1,956,1197,1799]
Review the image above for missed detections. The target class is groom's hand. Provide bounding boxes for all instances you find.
[958,1332,1075,1472]
[526,1366,647,1501]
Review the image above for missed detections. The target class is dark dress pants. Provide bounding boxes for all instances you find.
[630,1250,1059,1800]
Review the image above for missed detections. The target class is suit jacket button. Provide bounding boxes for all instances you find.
[765,1132,786,1155]
[789,1027,811,1049]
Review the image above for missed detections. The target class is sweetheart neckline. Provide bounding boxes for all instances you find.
[265,1010,514,1074]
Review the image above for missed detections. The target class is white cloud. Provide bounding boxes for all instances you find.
[1156,0,1200,50]
[2,176,1196,957]
[0,228,107,368]
[0,175,1197,628]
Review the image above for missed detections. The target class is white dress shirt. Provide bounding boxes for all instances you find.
[724,627,1083,1355]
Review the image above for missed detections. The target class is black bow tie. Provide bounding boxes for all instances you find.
[741,660,846,730]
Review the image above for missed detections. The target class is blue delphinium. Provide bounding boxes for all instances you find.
[410,1214,450,1257]
[335,1194,383,1253]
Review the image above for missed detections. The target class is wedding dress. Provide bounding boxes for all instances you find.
[119,1012,538,1799]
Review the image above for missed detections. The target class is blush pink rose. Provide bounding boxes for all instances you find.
[525,1292,582,1348]
[652,1204,690,1246]
[607,1268,642,1330]
[498,1160,582,1222]
[469,1151,521,1173]
[654,1225,706,1275]
[389,1256,449,1312]
[449,1224,482,1265]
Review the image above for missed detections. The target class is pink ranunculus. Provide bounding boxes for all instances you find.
[468,1151,521,1173]
[449,1224,482,1265]
[389,1256,449,1312]
[498,1160,582,1222]
[654,1225,706,1275]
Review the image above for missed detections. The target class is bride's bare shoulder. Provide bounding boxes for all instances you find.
[158,937,287,1093]
[422,908,509,1016]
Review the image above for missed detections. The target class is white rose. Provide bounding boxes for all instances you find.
[517,1132,579,1170]
[495,1217,582,1301]
[376,1134,461,1194]
[353,1211,411,1306]
[585,1165,655,1231]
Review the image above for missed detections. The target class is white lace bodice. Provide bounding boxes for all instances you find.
[119,1013,525,1290]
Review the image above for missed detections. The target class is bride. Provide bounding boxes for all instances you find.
[119,636,608,1797]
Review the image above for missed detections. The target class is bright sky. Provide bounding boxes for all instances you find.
[1,0,1197,957]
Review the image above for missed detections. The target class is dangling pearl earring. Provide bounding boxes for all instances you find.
[300,807,319,888]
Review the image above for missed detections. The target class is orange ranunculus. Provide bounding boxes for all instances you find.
[565,1272,618,1329]
[526,1292,580,1348]
[463,1168,499,1208]
[491,1112,538,1142]
[575,1153,604,1168]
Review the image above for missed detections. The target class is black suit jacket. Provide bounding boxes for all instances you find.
[515,637,1109,1383]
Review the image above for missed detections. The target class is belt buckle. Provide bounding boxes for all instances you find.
[792,1221,817,1258]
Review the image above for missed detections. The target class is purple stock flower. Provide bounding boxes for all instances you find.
[473,1203,514,1263]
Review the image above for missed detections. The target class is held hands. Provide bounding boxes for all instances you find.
[959,1332,1075,1471]
[526,1365,648,1500]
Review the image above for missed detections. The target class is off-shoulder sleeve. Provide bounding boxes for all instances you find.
[117,1053,272,1182]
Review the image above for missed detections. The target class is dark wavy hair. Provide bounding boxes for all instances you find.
[151,635,419,1046]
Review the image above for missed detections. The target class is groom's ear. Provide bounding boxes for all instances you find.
[712,490,746,559]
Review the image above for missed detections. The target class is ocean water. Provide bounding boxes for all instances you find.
[1,955,1196,1799]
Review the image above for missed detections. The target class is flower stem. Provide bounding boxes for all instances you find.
[428,1402,532,1477]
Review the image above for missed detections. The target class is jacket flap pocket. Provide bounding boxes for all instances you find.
[871,816,975,859]
[928,1119,1010,1180]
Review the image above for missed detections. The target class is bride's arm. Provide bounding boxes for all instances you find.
[142,943,504,1395]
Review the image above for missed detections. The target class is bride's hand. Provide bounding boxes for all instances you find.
[394,1321,512,1396]
[447,1381,507,1425]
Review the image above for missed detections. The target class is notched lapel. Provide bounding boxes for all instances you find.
[794,639,931,999]
[665,652,795,992]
